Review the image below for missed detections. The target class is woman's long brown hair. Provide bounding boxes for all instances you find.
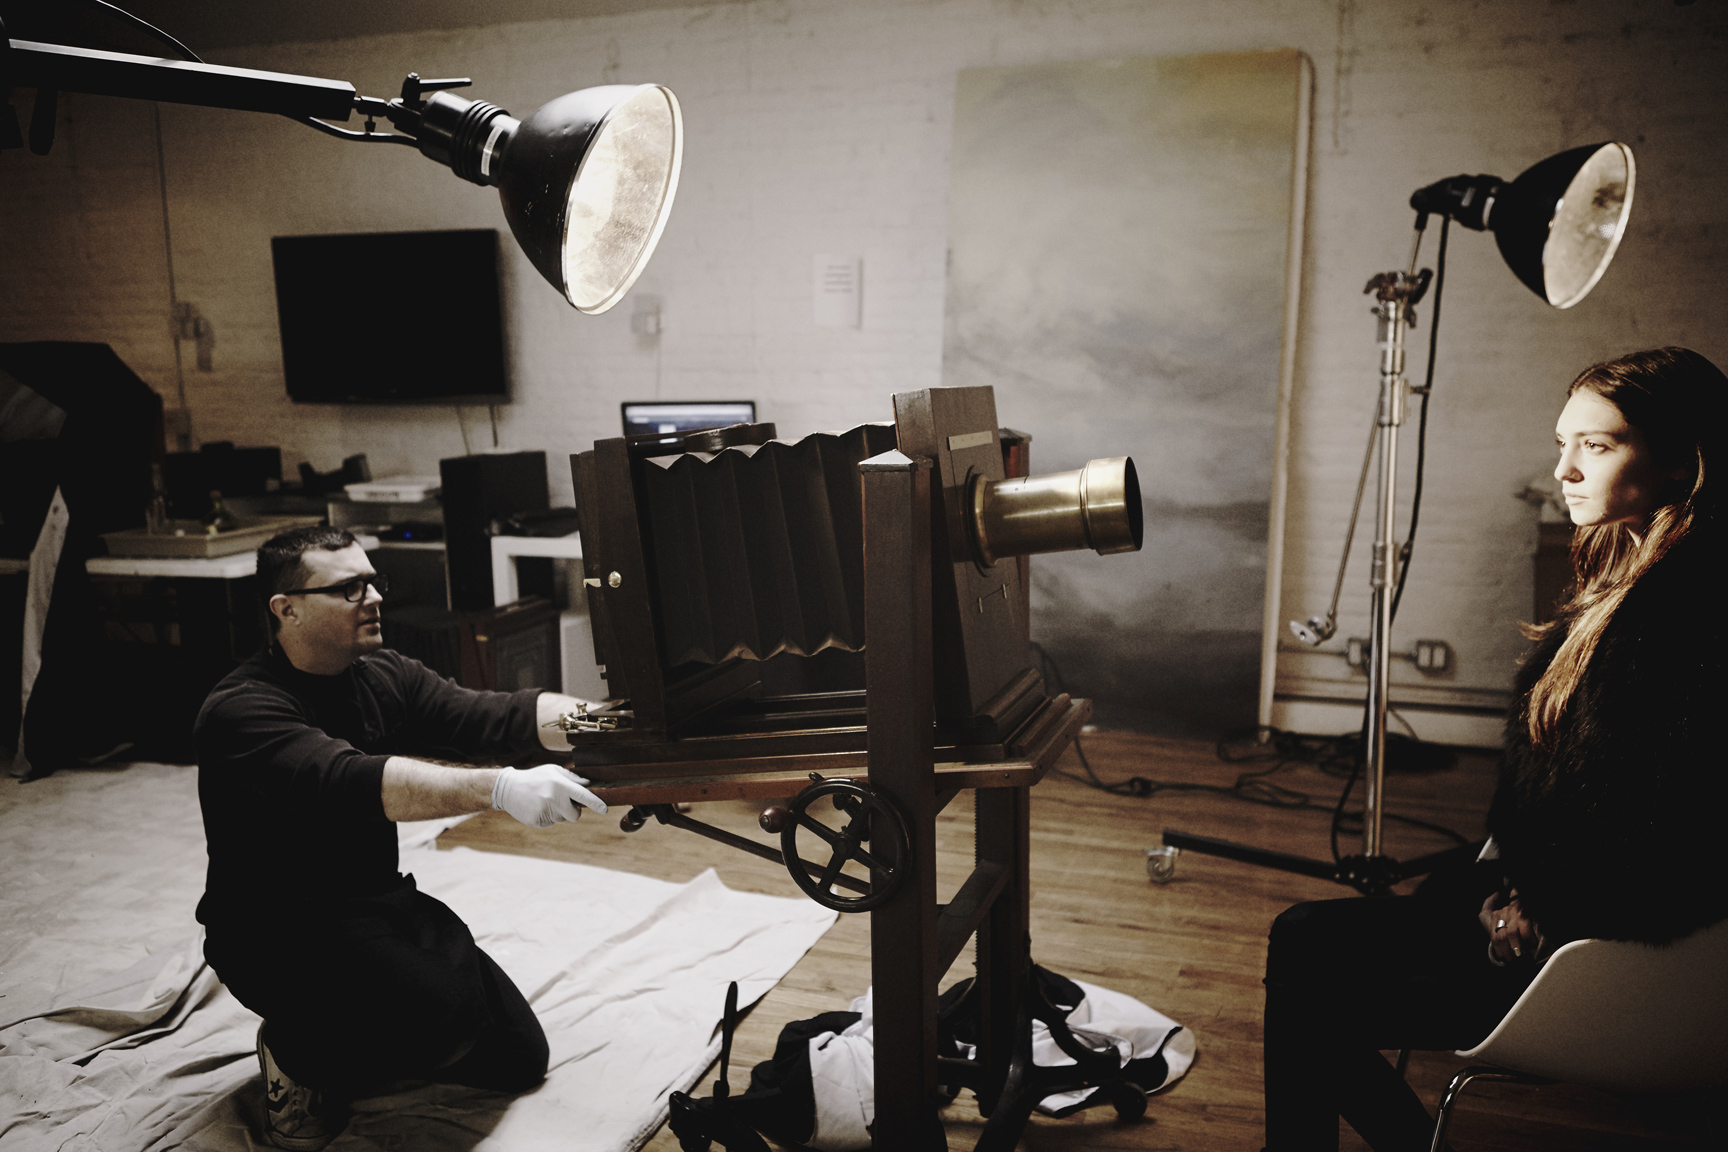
[1523,347,1723,749]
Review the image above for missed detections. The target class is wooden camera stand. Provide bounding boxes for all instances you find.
[567,386,1142,1148]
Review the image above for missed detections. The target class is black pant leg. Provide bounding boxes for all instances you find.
[432,944,548,1092]
[1263,891,1535,1152]
[209,881,547,1098]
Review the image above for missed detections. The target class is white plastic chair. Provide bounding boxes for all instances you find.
[1429,917,1728,1151]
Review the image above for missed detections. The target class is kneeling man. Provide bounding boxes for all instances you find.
[195,526,605,1150]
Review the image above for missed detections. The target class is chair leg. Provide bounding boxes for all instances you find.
[1430,1066,1550,1152]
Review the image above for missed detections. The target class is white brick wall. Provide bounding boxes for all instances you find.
[2,0,1723,721]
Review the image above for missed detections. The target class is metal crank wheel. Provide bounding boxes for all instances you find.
[776,774,910,913]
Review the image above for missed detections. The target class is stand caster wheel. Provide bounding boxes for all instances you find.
[1108,1080,1148,1120]
[1145,845,1180,884]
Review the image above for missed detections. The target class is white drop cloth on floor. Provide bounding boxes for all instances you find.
[0,762,837,1151]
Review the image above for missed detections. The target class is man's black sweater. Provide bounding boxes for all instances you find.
[194,646,542,935]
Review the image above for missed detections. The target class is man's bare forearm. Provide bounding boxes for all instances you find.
[381,757,502,822]
[383,692,598,820]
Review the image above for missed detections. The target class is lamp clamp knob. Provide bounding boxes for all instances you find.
[398,72,473,109]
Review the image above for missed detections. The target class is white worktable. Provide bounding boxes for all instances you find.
[85,535,381,579]
[86,552,259,579]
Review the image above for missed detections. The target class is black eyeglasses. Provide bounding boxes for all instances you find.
[278,574,389,602]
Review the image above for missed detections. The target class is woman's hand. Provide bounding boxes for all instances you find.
[1479,890,1541,963]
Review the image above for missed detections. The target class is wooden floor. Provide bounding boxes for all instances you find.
[440,729,1701,1151]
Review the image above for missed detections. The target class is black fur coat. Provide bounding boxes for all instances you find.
[1487,526,1726,946]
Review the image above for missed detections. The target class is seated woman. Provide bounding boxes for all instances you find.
[1261,346,1728,1152]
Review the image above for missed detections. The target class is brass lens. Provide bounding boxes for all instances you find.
[970,457,1142,565]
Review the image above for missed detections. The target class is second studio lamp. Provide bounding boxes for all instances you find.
[1164,142,1636,895]
[1289,141,1639,650]
[1409,142,1635,310]
[3,13,682,315]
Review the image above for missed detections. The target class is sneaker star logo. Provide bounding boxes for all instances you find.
[269,1077,285,1100]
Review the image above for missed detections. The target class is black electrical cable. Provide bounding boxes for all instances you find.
[88,0,202,62]
[1389,212,1450,624]
[1028,644,1468,847]
[1054,728,1315,810]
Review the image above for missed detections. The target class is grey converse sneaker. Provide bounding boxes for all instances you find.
[257,1024,346,1151]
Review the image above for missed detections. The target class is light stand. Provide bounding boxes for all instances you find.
[1163,142,1637,896]
[1353,259,1431,891]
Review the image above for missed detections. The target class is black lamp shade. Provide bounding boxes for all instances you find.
[1490,142,1635,309]
[495,84,682,315]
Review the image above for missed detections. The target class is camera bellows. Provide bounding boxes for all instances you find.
[641,423,898,667]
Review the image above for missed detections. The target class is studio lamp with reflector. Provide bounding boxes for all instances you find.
[1409,142,1635,309]
[389,78,683,315]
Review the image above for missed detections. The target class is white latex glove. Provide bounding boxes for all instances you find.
[491,764,608,828]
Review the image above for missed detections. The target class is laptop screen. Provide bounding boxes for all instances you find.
[621,400,757,438]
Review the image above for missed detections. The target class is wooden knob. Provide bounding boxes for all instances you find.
[759,806,790,834]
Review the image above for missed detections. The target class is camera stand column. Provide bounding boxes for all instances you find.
[861,449,946,1151]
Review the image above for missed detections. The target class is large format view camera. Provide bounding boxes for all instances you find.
[564,384,1143,1149]
[567,385,1141,772]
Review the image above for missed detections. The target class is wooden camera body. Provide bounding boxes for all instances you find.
[567,385,1077,775]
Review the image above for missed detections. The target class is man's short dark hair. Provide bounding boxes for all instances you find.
[258,525,359,634]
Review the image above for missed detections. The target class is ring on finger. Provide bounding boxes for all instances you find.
[1496,918,1507,930]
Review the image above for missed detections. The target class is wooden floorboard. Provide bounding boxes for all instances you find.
[439,728,1701,1150]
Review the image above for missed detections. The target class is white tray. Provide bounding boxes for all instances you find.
[344,475,443,503]
[100,515,323,559]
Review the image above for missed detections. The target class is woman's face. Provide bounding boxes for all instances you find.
[1553,389,1668,528]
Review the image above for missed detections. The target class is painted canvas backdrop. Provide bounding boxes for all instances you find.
[943,49,1301,737]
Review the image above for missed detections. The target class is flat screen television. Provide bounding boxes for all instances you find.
[272,229,508,404]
